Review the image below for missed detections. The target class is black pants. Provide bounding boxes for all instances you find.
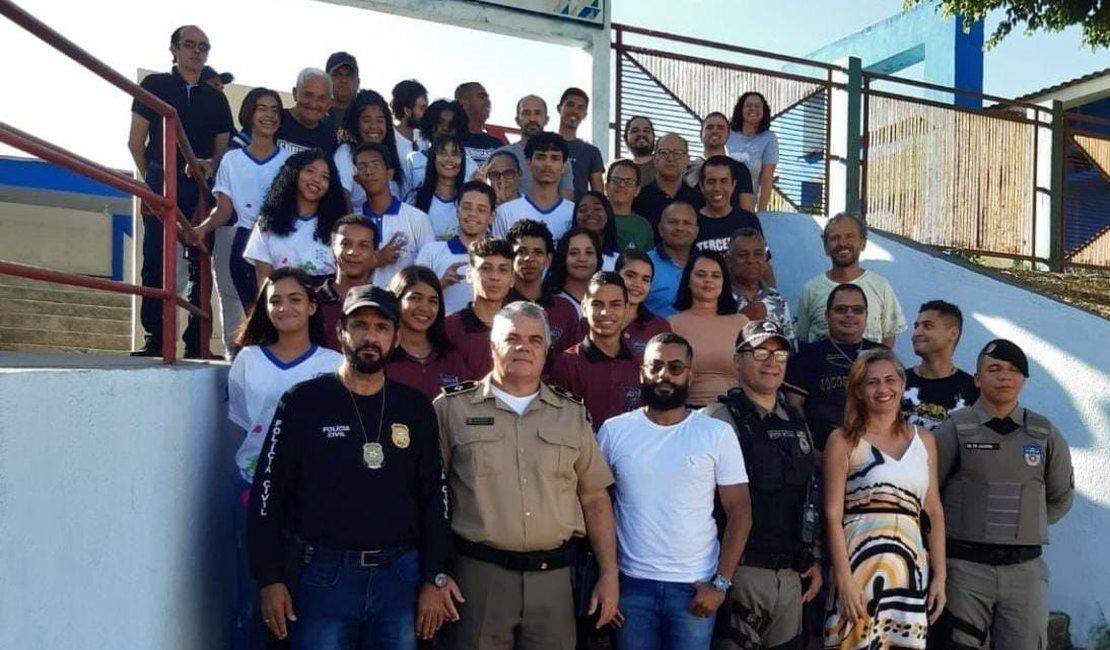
[139,171,202,351]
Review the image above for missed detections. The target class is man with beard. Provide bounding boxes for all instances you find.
[903,300,979,430]
[784,284,884,451]
[391,79,428,162]
[493,95,574,198]
[795,213,905,346]
[632,133,705,230]
[556,87,605,201]
[685,112,755,212]
[550,272,642,430]
[623,116,657,188]
[492,132,575,241]
[504,219,582,354]
[316,215,378,351]
[703,320,822,650]
[598,332,751,649]
[248,285,459,647]
[435,301,619,650]
[455,81,506,164]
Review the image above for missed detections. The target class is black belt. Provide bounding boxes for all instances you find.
[305,543,413,568]
[741,547,801,571]
[947,540,1041,566]
[454,535,575,572]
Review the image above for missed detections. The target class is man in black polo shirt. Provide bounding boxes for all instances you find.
[127,24,234,357]
[455,81,505,165]
[249,285,458,646]
[275,67,339,154]
[632,133,705,231]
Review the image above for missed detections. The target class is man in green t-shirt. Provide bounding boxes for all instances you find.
[606,159,655,251]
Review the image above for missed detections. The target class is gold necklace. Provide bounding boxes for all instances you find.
[342,372,388,470]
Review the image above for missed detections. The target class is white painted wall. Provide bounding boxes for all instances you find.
[0,360,237,650]
[763,211,1110,644]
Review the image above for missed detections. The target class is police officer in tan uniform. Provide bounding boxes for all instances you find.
[934,339,1074,650]
[434,300,620,650]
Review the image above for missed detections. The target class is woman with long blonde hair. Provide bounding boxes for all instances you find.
[822,348,946,649]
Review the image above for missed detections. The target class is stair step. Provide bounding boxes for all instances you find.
[0,312,129,335]
[0,297,131,321]
[0,326,131,351]
[0,341,131,356]
[0,283,133,308]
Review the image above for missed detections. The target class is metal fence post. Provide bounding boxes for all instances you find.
[845,57,863,214]
[1048,100,1065,272]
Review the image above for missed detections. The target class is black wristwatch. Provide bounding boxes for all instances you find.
[432,572,450,588]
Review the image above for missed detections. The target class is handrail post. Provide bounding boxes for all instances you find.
[845,57,863,214]
[1048,100,1065,272]
[162,117,178,364]
[612,24,623,159]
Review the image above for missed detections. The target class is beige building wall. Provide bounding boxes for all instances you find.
[0,201,114,276]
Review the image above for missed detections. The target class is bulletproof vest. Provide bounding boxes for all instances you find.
[943,407,1054,545]
[720,390,816,551]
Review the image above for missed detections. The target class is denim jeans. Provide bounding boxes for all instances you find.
[615,574,716,650]
[291,547,420,650]
[232,479,267,650]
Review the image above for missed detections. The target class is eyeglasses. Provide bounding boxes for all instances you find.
[830,305,866,315]
[176,39,211,53]
[488,170,518,182]
[607,177,637,187]
[740,348,790,363]
[643,359,689,375]
[655,149,687,160]
[356,160,386,172]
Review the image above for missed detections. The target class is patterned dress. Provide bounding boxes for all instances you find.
[824,429,930,649]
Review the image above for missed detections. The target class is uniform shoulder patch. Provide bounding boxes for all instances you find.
[441,381,479,397]
[548,384,584,405]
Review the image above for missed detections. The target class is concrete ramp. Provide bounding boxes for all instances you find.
[764,211,1110,642]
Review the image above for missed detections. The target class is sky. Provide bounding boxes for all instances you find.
[0,0,1105,170]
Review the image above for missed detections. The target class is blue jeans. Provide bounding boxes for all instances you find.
[615,574,716,650]
[291,547,419,650]
[232,478,266,650]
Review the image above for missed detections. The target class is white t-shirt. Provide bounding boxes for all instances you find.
[335,143,402,208]
[598,408,748,583]
[212,147,291,231]
[357,197,436,287]
[424,195,460,240]
[491,384,538,416]
[228,344,343,482]
[242,217,336,277]
[415,237,472,315]
[794,269,907,344]
[492,195,574,242]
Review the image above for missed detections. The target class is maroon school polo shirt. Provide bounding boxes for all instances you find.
[622,310,672,361]
[549,337,643,431]
[385,347,469,401]
[443,304,494,380]
[506,288,581,354]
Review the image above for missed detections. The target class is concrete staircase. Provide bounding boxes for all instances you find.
[0,275,132,355]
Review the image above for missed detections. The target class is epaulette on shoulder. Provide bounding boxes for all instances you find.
[441,381,479,397]
[549,384,584,405]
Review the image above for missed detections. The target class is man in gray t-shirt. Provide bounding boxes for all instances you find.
[556,87,605,201]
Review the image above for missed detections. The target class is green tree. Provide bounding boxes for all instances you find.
[905,0,1109,49]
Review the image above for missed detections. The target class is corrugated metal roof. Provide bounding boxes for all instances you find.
[1014,68,1110,102]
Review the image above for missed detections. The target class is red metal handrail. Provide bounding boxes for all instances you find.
[0,0,212,363]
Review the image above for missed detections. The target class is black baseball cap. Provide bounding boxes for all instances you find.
[735,320,790,352]
[342,285,398,324]
[326,51,358,75]
[979,338,1029,377]
[200,65,234,85]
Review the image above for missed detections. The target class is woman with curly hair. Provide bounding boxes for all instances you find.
[334,89,405,206]
[727,91,779,212]
[243,148,347,288]
[412,133,467,240]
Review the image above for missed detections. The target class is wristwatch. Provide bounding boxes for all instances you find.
[710,574,732,592]
[433,572,450,588]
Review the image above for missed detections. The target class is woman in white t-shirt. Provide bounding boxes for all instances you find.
[226,267,342,647]
[412,134,467,240]
[243,149,347,287]
[726,91,779,212]
[334,90,405,205]
[573,191,620,271]
[194,87,291,354]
